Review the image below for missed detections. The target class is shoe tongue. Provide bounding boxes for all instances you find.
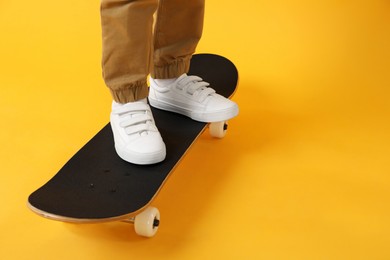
[139,98,147,104]
[112,98,148,110]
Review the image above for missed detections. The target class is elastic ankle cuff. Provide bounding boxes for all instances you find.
[152,57,191,79]
[109,80,149,103]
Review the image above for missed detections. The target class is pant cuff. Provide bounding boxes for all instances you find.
[109,80,149,103]
[152,57,191,79]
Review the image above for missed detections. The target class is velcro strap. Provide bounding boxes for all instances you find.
[120,114,152,128]
[198,87,216,102]
[124,124,150,135]
[177,75,203,89]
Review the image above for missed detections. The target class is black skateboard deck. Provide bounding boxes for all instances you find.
[28,54,238,236]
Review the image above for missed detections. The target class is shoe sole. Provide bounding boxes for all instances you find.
[149,98,239,123]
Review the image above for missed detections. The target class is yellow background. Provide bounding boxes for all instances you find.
[1,0,390,259]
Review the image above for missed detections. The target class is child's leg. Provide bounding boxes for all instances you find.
[100,0,165,165]
[101,0,158,103]
[149,0,238,123]
[152,0,205,79]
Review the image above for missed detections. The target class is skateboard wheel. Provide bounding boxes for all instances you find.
[134,207,160,238]
[209,121,228,138]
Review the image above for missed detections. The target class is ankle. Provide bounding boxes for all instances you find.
[152,77,177,87]
[112,98,147,107]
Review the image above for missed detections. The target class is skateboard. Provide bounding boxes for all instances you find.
[28,53,238,237]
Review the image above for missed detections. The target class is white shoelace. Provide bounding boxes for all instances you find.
[176,75,216,103]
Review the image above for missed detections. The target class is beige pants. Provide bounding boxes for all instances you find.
[100,0,205,103]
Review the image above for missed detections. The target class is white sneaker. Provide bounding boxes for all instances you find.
[149,74,239,122]
[110,99,166,165]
